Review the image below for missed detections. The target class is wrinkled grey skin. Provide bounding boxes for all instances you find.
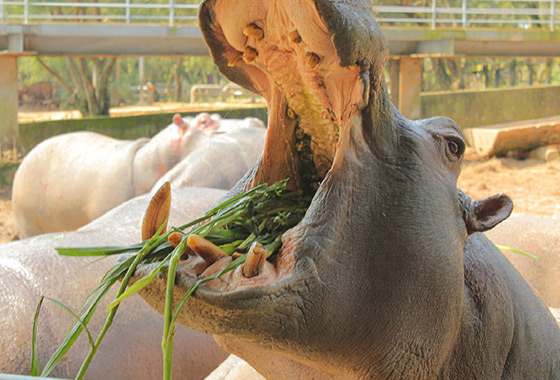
[132,1,560,379]
[12,115,265,238]
[486,214,560,308]
[0,187,228,379]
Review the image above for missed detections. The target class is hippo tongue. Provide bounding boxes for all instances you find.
[201,0,375,193]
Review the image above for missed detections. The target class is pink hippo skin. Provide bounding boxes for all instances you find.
[153,116,266,192]
[12,113,265,238]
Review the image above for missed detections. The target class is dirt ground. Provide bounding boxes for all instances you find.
[1,152,558,244]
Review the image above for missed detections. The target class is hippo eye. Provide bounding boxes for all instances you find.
[448,141,459,154]
[445,138,465,160]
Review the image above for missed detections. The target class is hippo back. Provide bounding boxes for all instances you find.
[485,213,560,308]
[12,131,148,238]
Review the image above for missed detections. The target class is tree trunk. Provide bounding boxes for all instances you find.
[95,58,117,115]
[78,58,100,116]
[174,58,182,102]
[67,58,89,115]
[510,60,517,87]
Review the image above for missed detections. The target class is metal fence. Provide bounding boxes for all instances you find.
[0,0,557,30]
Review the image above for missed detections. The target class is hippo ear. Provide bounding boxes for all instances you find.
[458,189,513,234]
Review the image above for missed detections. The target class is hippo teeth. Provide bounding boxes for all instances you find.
[141,181,171,241]
[243,242,269,278]
[187,234,229,265]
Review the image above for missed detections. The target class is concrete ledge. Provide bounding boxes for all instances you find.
[464,116,560,156]
[18,106,268,153]
[422,85,560,129]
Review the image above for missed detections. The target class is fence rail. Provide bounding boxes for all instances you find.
[0,0,557,30]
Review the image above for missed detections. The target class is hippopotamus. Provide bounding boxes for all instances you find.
[12,113,266,238]
[0,186,229,379]
[153,120,267,191]
[129,1,560,379]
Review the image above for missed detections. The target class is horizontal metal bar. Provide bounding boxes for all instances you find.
[2,1,198,9]
[0,1,557,30]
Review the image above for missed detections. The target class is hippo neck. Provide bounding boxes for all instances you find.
[276,90,466,376]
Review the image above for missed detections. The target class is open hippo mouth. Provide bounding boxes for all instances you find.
[136,0,391,311]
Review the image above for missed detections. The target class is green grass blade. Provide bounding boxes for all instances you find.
[40,279,117,377]
[74,222,168,380]
[56,244,143,257]
[44,297,95,347]
[106,256,170,311]
[495,244,538,260]
[30,296,44,376]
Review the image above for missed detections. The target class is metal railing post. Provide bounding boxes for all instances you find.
[1,1,5,22]
[125,0,130,23]
[551,0,557,31]
[431,0,436,29]
[169,0,174,26]
[462,0,468,28]
[24,0,29,23]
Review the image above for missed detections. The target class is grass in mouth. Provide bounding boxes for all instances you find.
[30,179,312,380]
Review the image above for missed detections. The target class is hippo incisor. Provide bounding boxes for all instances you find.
[129,0,560,379]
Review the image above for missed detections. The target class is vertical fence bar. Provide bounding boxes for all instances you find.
[552,0,557,31]
[0,1,5,22]
[462,0,468,28]
[169,0,174,26]
[24,0,29,23]
[125,0,130,23]
[431,0,436,29]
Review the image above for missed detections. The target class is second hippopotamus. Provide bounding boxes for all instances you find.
[12,113,266,238]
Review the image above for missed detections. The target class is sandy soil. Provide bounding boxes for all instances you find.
[1,154,558,244]
[458,156,560,220]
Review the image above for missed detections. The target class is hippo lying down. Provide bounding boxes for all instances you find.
[125,1,560,379]
[12,113,266,238]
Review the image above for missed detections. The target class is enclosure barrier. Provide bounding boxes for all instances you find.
[0,0,557,31]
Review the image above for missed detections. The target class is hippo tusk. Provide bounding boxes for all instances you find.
[288,30,302,43]
[141,181,171,241]
[305,52,320,69]
[228,51,244,67]
[243,242,268,278]
[187,234,229,264]
[167,231,184,248]
[243,47,258,64]
[243,24,264,39]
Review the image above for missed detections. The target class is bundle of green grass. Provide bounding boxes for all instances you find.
[32,179,312,380]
